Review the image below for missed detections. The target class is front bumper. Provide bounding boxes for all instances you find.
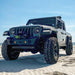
[7,37,38,45]
[7,37,39,49]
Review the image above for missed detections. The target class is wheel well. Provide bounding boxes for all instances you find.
[50,31,57,38]
[40,31,57,42]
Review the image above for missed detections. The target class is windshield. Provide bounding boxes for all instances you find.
[26,18,56,27]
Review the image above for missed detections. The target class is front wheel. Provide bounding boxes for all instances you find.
[2,40,20,60]
[44,37,59,64]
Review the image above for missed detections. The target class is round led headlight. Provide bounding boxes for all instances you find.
[10,29,15,34]
[11,31,15,34]
[11,30,15,34]
[34,27,40,34]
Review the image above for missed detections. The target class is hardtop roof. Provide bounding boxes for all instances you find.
[26,16,63,25]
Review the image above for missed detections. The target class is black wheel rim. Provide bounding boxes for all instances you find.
[8,48,19,59]
[10,51,19,58]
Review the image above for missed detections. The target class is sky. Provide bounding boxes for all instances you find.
[0,0,75,43]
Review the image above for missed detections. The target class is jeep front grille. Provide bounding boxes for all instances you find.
[12,27,33,37]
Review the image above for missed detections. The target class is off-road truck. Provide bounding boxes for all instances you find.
[2,16,73,64]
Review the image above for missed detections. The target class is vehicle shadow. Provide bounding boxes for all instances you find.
[0,54,49,72]
[0,53,66,72]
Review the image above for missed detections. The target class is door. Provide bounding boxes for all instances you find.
[57,20,66,46]
[57,29,64,46]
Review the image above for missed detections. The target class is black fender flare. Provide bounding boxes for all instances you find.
[50,31,57,38]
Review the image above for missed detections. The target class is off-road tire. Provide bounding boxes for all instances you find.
[66,37,73,55]
[44,37,59,64]
[2,40,20,60]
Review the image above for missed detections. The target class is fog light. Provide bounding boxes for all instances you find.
[14,41,16,44]
[24,41,26,44]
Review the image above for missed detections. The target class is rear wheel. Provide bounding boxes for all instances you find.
[66,37,73,55]
[2,40,20,60]
[44,37,59,64]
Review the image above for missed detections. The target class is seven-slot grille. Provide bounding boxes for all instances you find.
[12,27,34,37]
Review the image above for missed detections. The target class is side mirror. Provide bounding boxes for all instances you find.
[3,31,10,36]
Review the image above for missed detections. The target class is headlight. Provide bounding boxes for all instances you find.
[11,31,15,34]
[10,29,15,34]
[34,27,40,34]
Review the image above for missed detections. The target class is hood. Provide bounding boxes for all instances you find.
[10,24,56,31]
[38,25,56,31]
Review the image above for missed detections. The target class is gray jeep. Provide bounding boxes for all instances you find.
[2,16,73,64]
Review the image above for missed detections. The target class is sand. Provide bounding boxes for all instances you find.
[0,46,75,75]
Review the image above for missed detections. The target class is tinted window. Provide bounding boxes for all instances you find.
[62,23,66,31]
[57,21,63,29]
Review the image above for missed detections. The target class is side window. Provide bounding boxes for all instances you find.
[57,21,63,29]
[62,23,66,31]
